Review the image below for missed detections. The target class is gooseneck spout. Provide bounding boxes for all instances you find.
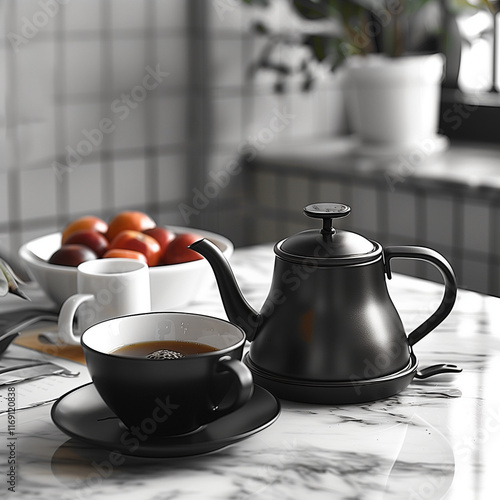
[189,239,262,341]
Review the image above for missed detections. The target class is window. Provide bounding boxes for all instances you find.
[440,6,500,144]
[457,9,498,92]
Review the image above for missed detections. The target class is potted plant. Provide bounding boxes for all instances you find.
[243,0,494,149]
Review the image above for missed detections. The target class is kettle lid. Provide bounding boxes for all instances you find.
[276,203,379,264]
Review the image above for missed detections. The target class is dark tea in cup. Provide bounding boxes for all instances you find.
[111,340,219,358]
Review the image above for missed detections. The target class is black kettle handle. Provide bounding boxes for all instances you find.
[384,246,457,346]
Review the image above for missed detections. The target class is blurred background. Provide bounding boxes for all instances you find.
[1,0,500,295]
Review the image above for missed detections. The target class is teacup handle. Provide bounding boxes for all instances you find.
[208,356,254,421]
[57,293,94,346]
[384,246,457,346]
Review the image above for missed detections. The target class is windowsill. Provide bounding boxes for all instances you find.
[246,136,500,197]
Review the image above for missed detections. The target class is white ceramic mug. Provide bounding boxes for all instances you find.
[58,258,151,345]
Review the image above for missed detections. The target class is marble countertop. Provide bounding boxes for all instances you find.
[1,244,499,499]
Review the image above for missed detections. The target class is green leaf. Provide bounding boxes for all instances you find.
[292,0,330,20]
[251,21,269,34]
[242,0,271,6]
[305,34,328,62]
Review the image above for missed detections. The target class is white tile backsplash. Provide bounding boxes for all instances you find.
[212,95,244,146]
[63,103,110,160]
[0,132,6,171]
[318,179,344,205]
[111,38,147,91]
[16,117,57,170]
[0,47,6,119]
[208,0,247,33]
[285,174,309,212]
[155,35,188,88]
[65,39,102,96]
[461,256,490,293]
[253,217,280,245]
[157,153,188,204]
[0,172,8,224]
[463,200,490,254]
[64,0,101,32]
[206,151,244,196]
[389,258,418,278]
[388,191,417,239]
[66,160,103,215]
[14,39,54,119]
[113,157,147,209]
[426,194,454,247]
[110,0,146,31]
[154,0,187,30]
[19,167,56,220]
[254,170,277,209]
[111,102,147,151]
[0,232,11,255]
[351,185,378,233]
[210,38,244,88]
[153,95,187,147]
[7,0,57,39]
[20,221,60,246]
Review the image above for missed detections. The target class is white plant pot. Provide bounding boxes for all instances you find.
[345,54,445,147]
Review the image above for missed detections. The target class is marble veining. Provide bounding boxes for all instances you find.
[0,244,499,499]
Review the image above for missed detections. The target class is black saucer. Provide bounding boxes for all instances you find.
[51,383,280,458]
[244,352,419,404]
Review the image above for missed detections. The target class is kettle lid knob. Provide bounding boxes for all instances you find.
[276,202,377,262]
[303,203,351,234]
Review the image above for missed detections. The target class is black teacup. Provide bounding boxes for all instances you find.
[81,312,253,437]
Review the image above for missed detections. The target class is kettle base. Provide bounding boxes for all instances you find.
[243,353,418,405]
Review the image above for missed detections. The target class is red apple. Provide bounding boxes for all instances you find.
[61,216,108,244]
[64,229,109,257]
[143,227,175,255]
[109,230,162,266]
[105,211,156,242]
[48,244,97,267]
[162,233,204,265]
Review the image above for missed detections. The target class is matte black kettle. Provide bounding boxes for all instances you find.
[190,203,460,403]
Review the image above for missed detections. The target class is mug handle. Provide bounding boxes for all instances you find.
[57,293,94,346]
[384,246,457,346]
[208,356,254,421]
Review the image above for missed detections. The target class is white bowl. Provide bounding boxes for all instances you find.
[18,226,233,311]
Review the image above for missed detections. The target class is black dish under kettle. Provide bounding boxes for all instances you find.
[190,203,461,403]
